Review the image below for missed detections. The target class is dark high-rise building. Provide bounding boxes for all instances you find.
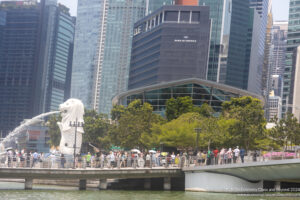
[0,0,75,136]
[0,0,42,136]
[128,5,211,90]
[40,1,75,113]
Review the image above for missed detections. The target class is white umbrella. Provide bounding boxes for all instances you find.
[131,149,141,153]
[149,150,156,153]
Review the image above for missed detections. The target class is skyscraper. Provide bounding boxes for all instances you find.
[198,0,231,82]
[71,0,146,114]
[290,46,300,121]
[70,0,104,110]
[283,0,300,114]
[198,0,269,95]
[128,5,211,90]
[261,2,273,99]
[39,0,75,113]
[0,0,75,136]
[0,0,42,135]
[269,21,287,105]
[272,21,288,76]
[247,0,269,95]
[200,0,254,91]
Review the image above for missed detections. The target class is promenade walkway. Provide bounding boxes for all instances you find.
[1,152,300,191]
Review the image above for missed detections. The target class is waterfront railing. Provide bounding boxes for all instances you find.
[0,150,299,169]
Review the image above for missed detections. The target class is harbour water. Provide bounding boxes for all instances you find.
[0,182,300,200]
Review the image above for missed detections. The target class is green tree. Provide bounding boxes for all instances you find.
[83,110,111,150]
[152,112,227,150]
[165,96,196,121]
[46,115,61,147]
[111,105,126,121]
[221,96,267,150]
[270,113,300,149]
[110,100,165,150]
[197,103,214,118]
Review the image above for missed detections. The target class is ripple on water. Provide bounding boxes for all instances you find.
[0,182,299,200]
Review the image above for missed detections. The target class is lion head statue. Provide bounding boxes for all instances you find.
[59,98,84,133]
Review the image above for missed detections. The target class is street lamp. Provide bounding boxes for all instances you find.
[194,128,201,153]
[15,140,18,151]
[69,118,84,169]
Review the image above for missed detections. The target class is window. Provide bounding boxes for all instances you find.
[192,11,200,22]
[164,11,178,22]
[180,11,190,22]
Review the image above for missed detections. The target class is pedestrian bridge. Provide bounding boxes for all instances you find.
[183,158,300,192]
[0,167,183,190]
[1,158,300,192]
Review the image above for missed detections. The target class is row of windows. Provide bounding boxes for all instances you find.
[134,10,201,36]
[131,45,160,61]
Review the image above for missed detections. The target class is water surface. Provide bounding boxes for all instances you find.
[0,182,299,200]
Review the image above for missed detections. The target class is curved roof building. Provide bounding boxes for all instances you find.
[113,78,264,115]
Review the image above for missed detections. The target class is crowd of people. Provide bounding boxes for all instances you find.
[0,146,291,169]
[193,146,249,166]
[74,151,182,169]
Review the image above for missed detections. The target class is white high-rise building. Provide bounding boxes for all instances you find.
[268,92,282,121]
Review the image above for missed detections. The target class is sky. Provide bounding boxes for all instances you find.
[272,0,289,21]
[58,0,290,21]
[57,0,78,16]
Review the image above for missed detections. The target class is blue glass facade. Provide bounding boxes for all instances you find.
[71,0,104,110]
[43,4,75,112]
[283,0,300,114]
[199,0,268,95]
[72,0,146,115]
[0,1,41,135]
[129,5,211,90]
[247,0,268,95]
[224,0,250,90]
[198,0,230,82]
[0,0,74,136]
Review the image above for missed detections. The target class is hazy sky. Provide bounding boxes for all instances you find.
[58,0,289,21]
[272,0,289,21]
[57,0,78,16]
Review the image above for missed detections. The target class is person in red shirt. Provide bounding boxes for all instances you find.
[213,148,219,165]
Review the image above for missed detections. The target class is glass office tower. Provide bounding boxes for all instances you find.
[247,0,269,95]
[98,0,146,114]
[72,0,146,114]
[198,0,230,82]
[283,0,300,114]
[272,21,288,76]
[43,3,75,112]
[199,0,250,90]
[71,0,104,110]
[0,1,41,135]
[0,0,75,136]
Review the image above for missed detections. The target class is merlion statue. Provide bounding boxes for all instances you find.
[57,99,84,155]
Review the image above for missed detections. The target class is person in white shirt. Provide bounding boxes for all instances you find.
[233,146,240,163]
